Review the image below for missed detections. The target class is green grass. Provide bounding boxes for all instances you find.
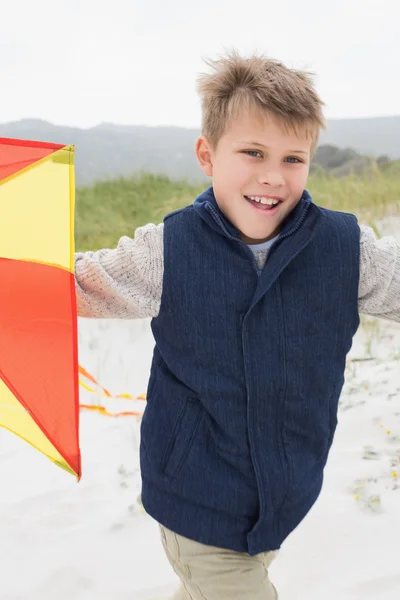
[308,166,400,234]
[75,168,400,251]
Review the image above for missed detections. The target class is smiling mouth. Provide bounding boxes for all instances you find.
[244,195,282,211]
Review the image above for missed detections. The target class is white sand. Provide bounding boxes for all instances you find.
[1,222,399,599]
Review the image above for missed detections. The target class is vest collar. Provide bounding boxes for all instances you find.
[193,186,313,242]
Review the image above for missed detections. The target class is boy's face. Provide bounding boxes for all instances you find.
[196,111,312,244]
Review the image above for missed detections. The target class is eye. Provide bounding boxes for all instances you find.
[243,150,263,158]
[285,156,303,163]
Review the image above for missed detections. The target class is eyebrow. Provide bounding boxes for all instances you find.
[237,141,309,155]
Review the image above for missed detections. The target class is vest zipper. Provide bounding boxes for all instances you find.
[207,197,312,536]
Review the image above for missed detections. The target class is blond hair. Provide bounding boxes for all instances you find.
[197,50,326,153]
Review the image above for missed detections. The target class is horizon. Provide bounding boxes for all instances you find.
[1,113,400,133]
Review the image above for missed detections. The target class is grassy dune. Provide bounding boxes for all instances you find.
[75,167,400,251]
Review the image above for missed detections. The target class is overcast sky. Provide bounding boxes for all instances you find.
[1,0,399,128]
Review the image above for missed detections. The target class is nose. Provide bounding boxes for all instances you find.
[257,166,284,187]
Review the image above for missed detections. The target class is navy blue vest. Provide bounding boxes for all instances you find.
[140,187,360,555]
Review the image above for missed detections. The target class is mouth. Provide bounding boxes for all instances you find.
[244,195,283,215]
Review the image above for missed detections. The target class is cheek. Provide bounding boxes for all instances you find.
[216,158,249,187]
[287,167,309,189]
[230,159,253,184]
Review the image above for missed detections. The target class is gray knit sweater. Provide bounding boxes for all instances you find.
[74,223,400,323]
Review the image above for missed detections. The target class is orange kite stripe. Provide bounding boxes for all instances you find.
[0,137,64,182]
[0,137,81,479]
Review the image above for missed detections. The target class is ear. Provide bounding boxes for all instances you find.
[195,136,214,177]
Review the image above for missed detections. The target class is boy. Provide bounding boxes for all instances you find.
[74,52,400,599]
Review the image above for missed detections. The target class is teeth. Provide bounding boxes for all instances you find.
[248,196,280,205]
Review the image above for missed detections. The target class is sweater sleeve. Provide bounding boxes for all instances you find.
[358,225,400,322]
[74,222,164,319]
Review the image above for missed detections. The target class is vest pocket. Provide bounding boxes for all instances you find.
[161,397,204,478]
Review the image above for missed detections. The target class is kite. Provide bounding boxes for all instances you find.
[0,137,81,479]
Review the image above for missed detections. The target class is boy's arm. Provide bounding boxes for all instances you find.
[358,225,400,322]
[74,223,164,319]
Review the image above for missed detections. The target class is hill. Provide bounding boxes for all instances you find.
[0,116,399,185]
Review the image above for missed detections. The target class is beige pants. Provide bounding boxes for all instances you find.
[160,525,278,600]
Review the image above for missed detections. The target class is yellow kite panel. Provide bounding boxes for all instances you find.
[0,377,74,474]
[0,146,74,270]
